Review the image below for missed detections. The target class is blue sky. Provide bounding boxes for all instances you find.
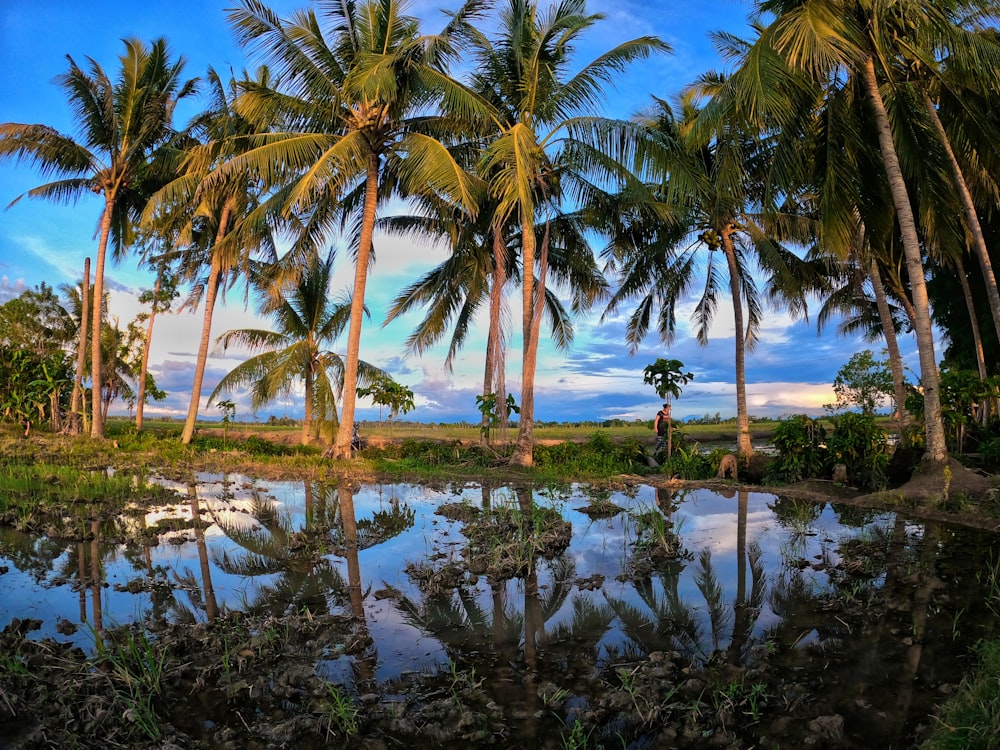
[0,0,919,425]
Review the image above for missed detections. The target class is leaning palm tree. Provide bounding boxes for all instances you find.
[0,38,195,438]
[210,249,384,445]
[744,0,960,464]
[146,66,279,445]
[225,0,483,458]
[462,0,670,466]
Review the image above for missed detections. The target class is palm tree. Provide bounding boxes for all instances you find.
[461,0,670,466]
[225,0,483,458]
[747,0,959,464]
[383,201,607,446]
[0,38,195,438]
[604,95,816,458]
[146,66,278,445]
[133,236,181,430]
[210,249,384,446]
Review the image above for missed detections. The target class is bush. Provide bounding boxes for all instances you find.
[765,414,827,484]
[827,412,888,491]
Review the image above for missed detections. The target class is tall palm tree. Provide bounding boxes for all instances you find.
[383,202,607,446]
[225,0,483,458]
[0,38,195,438]
[604,95,816,458]
[133,236,181,430]
[747,0,960,464]
[210,249,384,446]
[462,0,670,466]
[146,66,278,445]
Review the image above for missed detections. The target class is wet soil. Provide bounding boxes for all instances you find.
[2,440,999,749]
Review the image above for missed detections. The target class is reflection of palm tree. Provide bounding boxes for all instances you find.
[336,483,377,685]
[189,484,219,622]
[610,537,765,665]
[727,491,766,666]
[210,491,346,615]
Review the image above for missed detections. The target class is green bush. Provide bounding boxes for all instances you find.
[660,445,717,480]
[765,414,827,484]
[827,412,888,490]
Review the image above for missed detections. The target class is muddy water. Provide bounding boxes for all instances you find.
[1,477,998,748]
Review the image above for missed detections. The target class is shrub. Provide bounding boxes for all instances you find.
[827,412,888,490]
[765,414,827,484]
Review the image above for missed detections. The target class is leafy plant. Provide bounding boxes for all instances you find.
[765,414,827,484]
[322,683,360,738]
[827,412,888,490]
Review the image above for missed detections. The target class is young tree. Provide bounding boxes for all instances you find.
[358,374,415,436]
[825,349,896,416]
[643,357,694,458]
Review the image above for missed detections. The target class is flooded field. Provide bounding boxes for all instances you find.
[2,476,998,748]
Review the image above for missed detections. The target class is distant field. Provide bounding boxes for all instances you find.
[120,417,787,447]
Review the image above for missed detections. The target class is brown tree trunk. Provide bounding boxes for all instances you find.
[511,211,539,468]
[69,257,90,435]
[332,155,380,459]
[924,91,1000,348]
[301,360,314,446]
[861,55,946,466]
[90,198,115,439]
[868,258,911,434]
[181,200,233,445]
[135,265,163,431]
[482,227,508,447]
[956,261,989,426]
[721,225,753,458]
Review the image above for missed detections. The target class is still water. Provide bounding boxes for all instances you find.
[1,476,997,746]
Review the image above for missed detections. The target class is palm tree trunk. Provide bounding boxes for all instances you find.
[135,264,164,431]
[861,55,947,465]
[512,212,539,467]
[868,259,911,435]
[181,201,233,445]
[332,154,380,459]
[482,228,508,446]
[956,261,989,425]
[924,91,1000,347]
[90,199,115,439]
[721,225,753,458]
[69,257,90,436]
[302,361,314,446]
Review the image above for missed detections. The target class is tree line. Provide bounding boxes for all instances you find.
[2,0,999,480]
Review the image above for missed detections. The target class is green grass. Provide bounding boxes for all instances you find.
[921,639,1000,749]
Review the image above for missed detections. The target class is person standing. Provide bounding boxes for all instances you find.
[654,403,671,453]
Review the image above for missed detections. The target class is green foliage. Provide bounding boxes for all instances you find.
[825,350,895,416]
[0,346,73,430]
[765,414,827,484]
[643,358,694,401]
[660,445,719,480]
[906,369,1000,452]
[475,392,520,441]
[920,638,1000,750]
[534,432,643,477]
[359,374,416,426]
[827,412,888,490]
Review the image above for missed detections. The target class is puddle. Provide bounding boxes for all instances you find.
[1,477,997,748]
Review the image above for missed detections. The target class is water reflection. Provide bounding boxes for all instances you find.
[1,479,998,747]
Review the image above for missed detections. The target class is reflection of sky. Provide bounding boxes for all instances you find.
[0,477,976,681]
